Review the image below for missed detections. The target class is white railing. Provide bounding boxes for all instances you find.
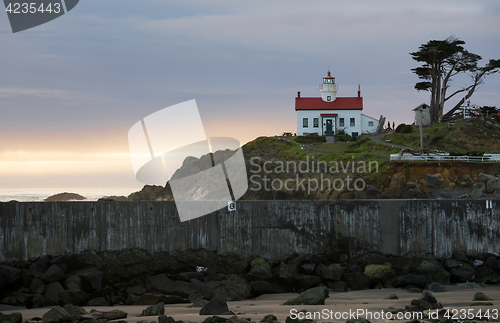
[390,154,500,162]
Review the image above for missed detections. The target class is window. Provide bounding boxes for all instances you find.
[350,118,355,127]
[339,118,344,127]
[313,118,319,128]
[327,96,331,101]
[303,118,308,128]
[368,121,374,126]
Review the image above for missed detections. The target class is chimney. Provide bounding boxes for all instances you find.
[297,91,301,98]
[358,84,361,98]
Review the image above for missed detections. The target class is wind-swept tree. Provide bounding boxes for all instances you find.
[410,36,499,124]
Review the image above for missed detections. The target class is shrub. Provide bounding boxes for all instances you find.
[335,134,352,142]
[295,136,327,144]
[396,124,413,133]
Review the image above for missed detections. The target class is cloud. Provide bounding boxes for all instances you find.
[0,87,80,99]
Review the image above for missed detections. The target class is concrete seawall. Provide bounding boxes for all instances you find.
[1,200,499,263]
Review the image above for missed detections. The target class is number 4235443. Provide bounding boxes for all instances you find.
[5,2,61,14]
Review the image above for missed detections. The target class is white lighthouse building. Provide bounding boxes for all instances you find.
[295,71,379,139]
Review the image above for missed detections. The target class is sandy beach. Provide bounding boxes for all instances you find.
[1,286,499,323]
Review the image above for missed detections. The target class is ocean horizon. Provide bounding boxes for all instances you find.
[0,187,143,202]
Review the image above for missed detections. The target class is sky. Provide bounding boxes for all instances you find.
[1,0,499,190]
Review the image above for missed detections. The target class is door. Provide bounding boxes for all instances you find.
[324,119,334,136]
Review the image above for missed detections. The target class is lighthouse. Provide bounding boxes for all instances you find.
[320,71,338,102]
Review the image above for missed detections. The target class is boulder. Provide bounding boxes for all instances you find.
[299,263,316,275]
[384,294,399,299]
[278,262,298,285]
[245,265,273,281]
[42,306,71,323]
[364,264,395,284]
[474,266,500,284]
[63,276,80,290]
[472,182,486,192]
[126,285,147,295]
[188,293,209,308]
[317,263,342,282]
[387,173,406,197]
[250,281,287,295]
[62,304,87,321]
[250,257,267,268]
[446,260,475,282]
[224,275,252,300]
[295,275,320,293]
[41,265,65,284]
[58,290,88,306]
[391,274,433,288]
[66,267,103,290]
[0,312,22,323]
[327,281,347,293]
[487,178,500,193]
[29,257,50,278]
[473,292,492,301]
[86,296,109,306]
[199,298,231,315]
[141,302,165,316]
[424,282,445,292]
[0,265,22,285]
[427,174,445,188]
[102,309,127,320]
[470,189,484,199]
[343,272,370,290]
[283,286,328,305]
[416,261,450,284]
[148,273,198,297]
[30,278,46,295]
[261,314,278,323]
[136,293,187,305]
[485,256,499,269]
[159,315,177,323]
[478,173,496,183]
[43,282,65,302]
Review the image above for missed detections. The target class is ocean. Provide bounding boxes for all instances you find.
[0,188,142,202]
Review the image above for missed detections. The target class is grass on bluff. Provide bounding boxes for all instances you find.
[383,118,500,154]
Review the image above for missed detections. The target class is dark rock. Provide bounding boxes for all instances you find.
[487,178,500,193]
[126,285,148,295]
[295,274,320,293]
[284,286,328,305]
[299,263,316,275]
[392,274,433,288]
[199,298,231,315]
[30,278,46,295]
[188,293,209,307]
[453,250,469,263]
[366,185,381,196]
[0,312,22,323]
[58,290,88,306]
[317,263,342,282]
[343,272,370,290]
[427,174,445,188]
[474,266,500,284]
[424,282,445,292]
[148,274,199,297]
[88,286,114,299]
[62,304,88,321]
[473,292,492,301]
[197,281,238,301]
[86,296,110,306]
[470,188,484,198]
[278,262,298,285]
[29,256,50,278]
[0,265,22,285]
[384,294,399,299]
[43,282,64,302]
[245,265,273,281]
[141,302,165,316]
[416,260,450,284]
[485,256,499,269]
[419,291,437,304]
[410,299,433,310]
[261,314,278,323]
[327,281,347,292]
[136,293,188,305]
[478,173,495,183]
[66,267,103,290]
[42,306,71,323]
[102,309,127,320]
[446,261,475,282]
[159,315,177,323]
[41,265,65,284]
[250,281,287,295]
[63,276,80,290]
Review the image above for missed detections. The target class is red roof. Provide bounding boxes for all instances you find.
[295,97,363,110]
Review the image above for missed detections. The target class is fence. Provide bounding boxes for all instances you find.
[390,154,500,162]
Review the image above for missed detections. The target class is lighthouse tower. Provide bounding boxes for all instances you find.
[320,70,338,102]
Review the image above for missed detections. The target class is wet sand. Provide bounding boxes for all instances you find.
[1,286,499,322]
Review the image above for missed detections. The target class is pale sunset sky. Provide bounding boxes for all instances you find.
[1,0,499,190]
